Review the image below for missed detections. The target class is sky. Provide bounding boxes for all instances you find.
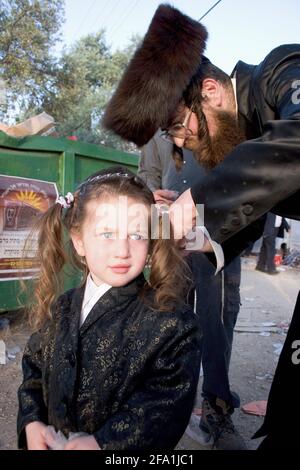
[62,0,300,73]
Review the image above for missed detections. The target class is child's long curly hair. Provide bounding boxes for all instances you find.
[25,166,191,330]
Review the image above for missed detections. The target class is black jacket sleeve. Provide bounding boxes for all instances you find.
[204,215,266,267]
[17,330,48,448]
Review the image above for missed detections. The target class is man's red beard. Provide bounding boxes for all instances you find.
[183,109,246,170]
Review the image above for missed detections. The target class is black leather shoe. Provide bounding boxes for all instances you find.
[255,266,267,273]
[267,269,279,275]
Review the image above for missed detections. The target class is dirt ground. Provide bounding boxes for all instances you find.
[0,257,299,450]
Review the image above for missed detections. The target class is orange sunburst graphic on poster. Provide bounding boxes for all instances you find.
[15,190,43,210]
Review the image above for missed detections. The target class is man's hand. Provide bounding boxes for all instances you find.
[25,421,48,450]
[64,434,101,450]
[169,188,197,239]
[153,189,179,206]
[169,188,214,252]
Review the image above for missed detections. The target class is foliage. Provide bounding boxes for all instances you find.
[0,0,141,152]
[43,32,141,152]
[0,0,65,117]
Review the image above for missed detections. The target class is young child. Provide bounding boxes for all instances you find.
[17,166,201,450]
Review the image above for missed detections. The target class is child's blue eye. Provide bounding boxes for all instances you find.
[129,233,145,240]
[99,232,115,239]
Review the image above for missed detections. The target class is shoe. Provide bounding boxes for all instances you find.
[267,269,279,275]
[200,398,247,450]
[255,265,267,273]
[255,266,279,275]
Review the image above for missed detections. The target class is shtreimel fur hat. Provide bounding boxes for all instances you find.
[102,4,208,146]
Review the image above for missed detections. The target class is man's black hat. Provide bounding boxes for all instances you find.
[102,4,208,146]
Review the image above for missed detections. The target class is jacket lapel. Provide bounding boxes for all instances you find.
[79,274,146,336]
[79,288,113,335]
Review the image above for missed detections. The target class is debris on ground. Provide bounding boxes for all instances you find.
[282,250,300,268]
[276,321,290,334]
[272,342,283,356]
[255,373,273,381]
[234,321,279,333]
[242,401,267,417]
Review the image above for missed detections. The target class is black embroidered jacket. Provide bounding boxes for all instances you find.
[17,275,201,450]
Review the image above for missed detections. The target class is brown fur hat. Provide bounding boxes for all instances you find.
[102,4,208,146]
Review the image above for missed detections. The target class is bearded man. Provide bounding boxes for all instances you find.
[103,4,300,449]
[163,60,246,171]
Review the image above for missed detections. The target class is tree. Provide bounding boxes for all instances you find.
[43,32,141,152]
[0,0,64,118]
[0,1,140,153]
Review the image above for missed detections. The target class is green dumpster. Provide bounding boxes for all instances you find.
[0,132,139,312]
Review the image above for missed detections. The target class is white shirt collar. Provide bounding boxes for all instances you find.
[80,274,111,326]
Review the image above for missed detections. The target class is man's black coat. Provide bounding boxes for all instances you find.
[191,44,300,448]
[191,44,300,245]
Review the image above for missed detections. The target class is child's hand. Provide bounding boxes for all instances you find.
[64,434,101,450]
[25,421,48,450]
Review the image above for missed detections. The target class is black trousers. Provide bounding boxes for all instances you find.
[254,291,300,449]
[256,228,279,271]
[187,253,241,409]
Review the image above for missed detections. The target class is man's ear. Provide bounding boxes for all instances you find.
[201,78,222,107]
[70,231,85,257]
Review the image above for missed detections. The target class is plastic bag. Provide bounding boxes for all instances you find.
[44,426,67,450]
[44,425,89,450]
